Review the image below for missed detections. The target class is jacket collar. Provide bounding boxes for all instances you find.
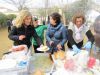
[49,23,62,31]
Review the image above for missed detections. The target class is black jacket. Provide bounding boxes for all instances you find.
[8,25,42,48]
[67,29,94,48]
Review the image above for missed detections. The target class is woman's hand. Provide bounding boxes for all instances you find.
[40,44,44,47]
[57,44,62,50]
[49,41,54,46]
[83,41,92,50]
[72,45,80,54]
[19,35,26,40]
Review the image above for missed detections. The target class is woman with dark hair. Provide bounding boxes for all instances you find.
[67,14,94,53]
[46,12,67,53]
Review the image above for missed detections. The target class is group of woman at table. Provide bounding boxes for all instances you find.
[8,10,100,56]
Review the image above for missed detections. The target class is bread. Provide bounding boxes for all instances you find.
[54,50,65,60]
[41,46,48,51]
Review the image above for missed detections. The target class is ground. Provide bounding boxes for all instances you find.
[0,27,13,59]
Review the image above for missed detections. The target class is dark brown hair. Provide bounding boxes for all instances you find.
[50,12,61,24]
[94,15,100,47]
[94,15,100,33]
[72,14,86,24]
[94,34,100,47]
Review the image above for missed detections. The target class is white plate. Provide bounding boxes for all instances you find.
[37,47,49,52]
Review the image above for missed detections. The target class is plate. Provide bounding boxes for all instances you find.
[37,47,49,52]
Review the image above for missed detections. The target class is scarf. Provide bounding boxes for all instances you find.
[74,25,84,41]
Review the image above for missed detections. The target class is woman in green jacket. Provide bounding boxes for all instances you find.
[31,17,47,53]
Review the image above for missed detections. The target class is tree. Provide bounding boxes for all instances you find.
[7,14,16,20]
[47,6,59,15]
[3,0,32,11]
[37,8,46,17]
[63,0,93,22]
[37,6,60,23]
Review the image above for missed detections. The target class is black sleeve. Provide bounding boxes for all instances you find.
[32,28,43,46]
[8,26,19,41]
[86,30,94,44]
[68,29,75,46]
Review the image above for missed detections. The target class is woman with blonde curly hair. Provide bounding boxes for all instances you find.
[8,10,43,48]
[67,14,94,53]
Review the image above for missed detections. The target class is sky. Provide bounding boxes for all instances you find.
[0,0,100,12]
[0,0,100,22]
[0,0,77,12]
[0,0,17,11]
[94,0,100,4]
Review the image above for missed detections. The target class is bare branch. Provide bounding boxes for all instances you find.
[3,0,32,11]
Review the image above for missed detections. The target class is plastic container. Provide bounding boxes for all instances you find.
[0,50,31,75]
[0,60,30,75]
[87,57,96,69]
[64,59,75,71]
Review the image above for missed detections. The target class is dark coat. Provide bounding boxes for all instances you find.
[8,25,42,48]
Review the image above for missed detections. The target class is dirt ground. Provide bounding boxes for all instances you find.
[0,27,13,59]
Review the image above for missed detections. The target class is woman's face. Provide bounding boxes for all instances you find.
[33,20,38,27]
[23,16,32,26]
[75,18,83,28]
[50,16,56,26]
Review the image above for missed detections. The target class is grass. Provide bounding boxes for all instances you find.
[0,27,13,59]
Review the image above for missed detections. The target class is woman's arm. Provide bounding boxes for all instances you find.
[8,26,19,41]
[32,28,43,46]
[86,30,94,44]
[42,25,47,30]
[68,29,75,46]
[59,27,67,46]
[46,27,51,42]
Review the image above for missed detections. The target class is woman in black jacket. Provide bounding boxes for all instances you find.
[8,10,43,48]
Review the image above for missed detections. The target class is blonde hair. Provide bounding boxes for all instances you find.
[14,10,32,28]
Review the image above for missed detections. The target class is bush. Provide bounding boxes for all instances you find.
[7,14,16,20]
[0,12,7,27]
[0,13,16,28]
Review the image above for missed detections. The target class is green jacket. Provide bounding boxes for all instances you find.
[31,25,47,46]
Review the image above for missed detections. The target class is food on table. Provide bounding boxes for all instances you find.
[54,50,65,60]
[32,69,45,75]
[37,46,49,51]
[41,46,49,51]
